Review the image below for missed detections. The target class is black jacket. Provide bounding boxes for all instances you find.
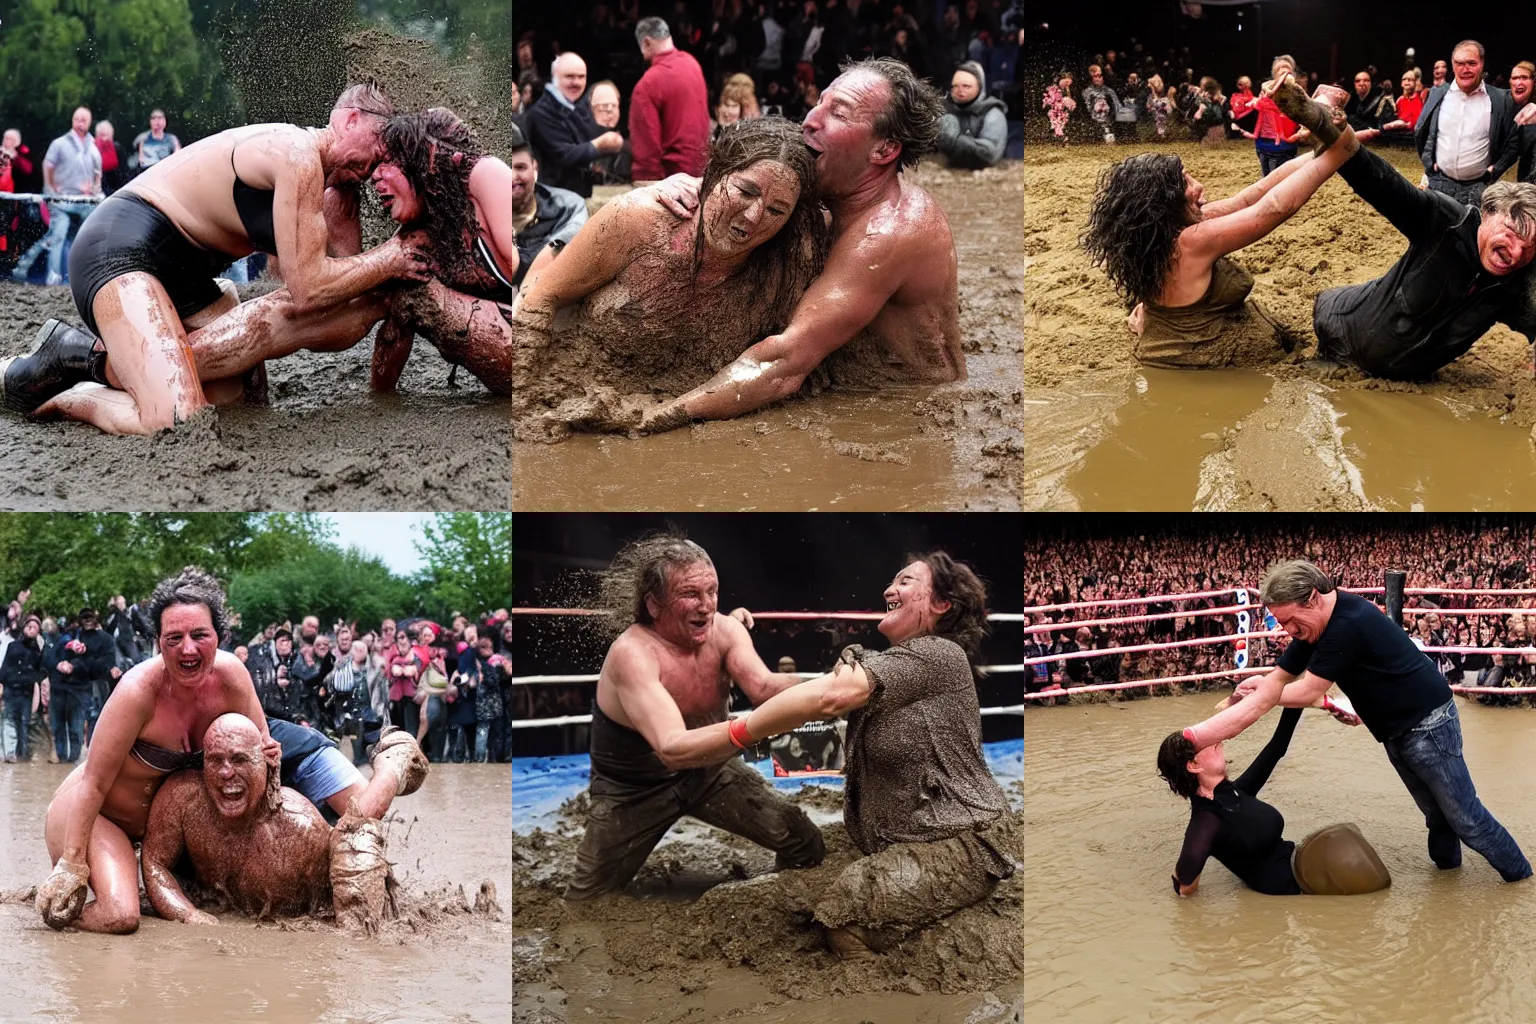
[525,90,601,198]
[0,636,44,696]
[1345,87,1393,131]
[261,678,308,724]
[1415,81,1520,181]
[74,627,117,688]
[1313,145,1525,379]
[1518,122,1536,184]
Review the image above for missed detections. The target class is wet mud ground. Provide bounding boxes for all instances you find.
[0,762,511,1023]
[0,28,511,512]
[513,163,1024,511]
[1025,141,1536,510]
[512,777,1024,1024]
[1026,696,1536,1023]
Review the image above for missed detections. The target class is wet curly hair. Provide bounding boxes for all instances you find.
[1080,152,1193,307]
[693,116,830,327]
[592,531,716,636]
[911,551,990,679]
[147,566,229,642]
[381,107,485,288]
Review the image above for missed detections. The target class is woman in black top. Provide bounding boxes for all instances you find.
[1157,705,1391,897]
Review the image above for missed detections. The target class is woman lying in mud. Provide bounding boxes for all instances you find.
[645,551,1015,960]
[510,116,829,437]
[36,568,281,933]
[1158,696,1390,898]
[1081,75,1362,369]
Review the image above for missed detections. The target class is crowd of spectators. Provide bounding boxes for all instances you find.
[0,589,514,767]
[513,0,1026,209]
[1024,518,1536,708]
[1,107,186,285]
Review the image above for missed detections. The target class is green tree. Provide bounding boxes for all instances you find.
[228,547,415,633]
[414,512,510,620]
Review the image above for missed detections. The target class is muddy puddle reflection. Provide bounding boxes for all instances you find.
[1,763,510,1023]
[1030,369,1536,510]
[1026,696,1536,1022]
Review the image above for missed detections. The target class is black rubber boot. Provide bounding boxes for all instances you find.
[0,319,107,414]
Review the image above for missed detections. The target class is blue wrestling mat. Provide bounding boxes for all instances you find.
[512,738,1023,832]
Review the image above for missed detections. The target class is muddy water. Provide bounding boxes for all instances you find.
[1029,368,1536,510]
[1025,696,1536,1022]
[1,763,510,1023]
[513,164,1024,511]
[1026,140,1536,511]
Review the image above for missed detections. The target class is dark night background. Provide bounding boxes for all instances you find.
[513,513,1022,754]
[1028,2,1536,92]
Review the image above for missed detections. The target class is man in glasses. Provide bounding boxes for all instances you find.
[0,84,431,434]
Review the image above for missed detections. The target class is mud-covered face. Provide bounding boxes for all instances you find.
[371,162,421,223]
[700,159,799,257]
[329,108,386,183]
[203,723,266,819]
[879,560,950,644]
[160,604,220,686]
[1478,212,1536,276]
[648,561,719,647]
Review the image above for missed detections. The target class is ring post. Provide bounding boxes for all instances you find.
[1385,570,1406,627]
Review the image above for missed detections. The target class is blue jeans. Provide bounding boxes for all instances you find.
[1382,699,1532,881]
[49,686,86,762]
[474,721,492,762]
[1,692,30,759]
[1256,145,1297,178]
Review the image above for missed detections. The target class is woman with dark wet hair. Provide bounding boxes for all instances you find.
[1158,695,1389,898]
[366,107,515,394]
[1081,75,1362,368]
[36,566,281,934]
[510,116,831,437]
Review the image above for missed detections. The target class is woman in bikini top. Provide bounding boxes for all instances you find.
[37,568,279,934]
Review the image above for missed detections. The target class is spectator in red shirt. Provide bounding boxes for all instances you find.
[1228,75,1258,138]
[1382,69,1426,148]
[630,17,710,184]
[0,130,37,269]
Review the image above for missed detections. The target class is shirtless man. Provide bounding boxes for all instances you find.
[142,713,429,929]
[564,534,825,899]
[636,57,963,432]
[0,84,430,434]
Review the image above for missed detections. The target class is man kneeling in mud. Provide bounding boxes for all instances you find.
[563,534,826,899]
[140,713,428,930]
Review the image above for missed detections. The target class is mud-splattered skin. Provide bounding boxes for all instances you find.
[143,770,334,921]
[595,561,802,760]
[511,185,811,440]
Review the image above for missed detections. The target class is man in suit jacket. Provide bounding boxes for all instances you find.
[1415,40,1520,206]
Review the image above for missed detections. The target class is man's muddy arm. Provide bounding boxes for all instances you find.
[609,644,738,770]
[645,244,902,428]
[141,778,213,924]
[719,614,805,703]
[270,146,427,313]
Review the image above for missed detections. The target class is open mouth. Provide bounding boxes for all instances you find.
[885,599,902,612]
[729,225,750,242]
[177,657,201,673]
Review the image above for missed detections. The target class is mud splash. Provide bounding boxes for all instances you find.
[1025,141,1536,510]
[1,762,510,1022]
[512,786,1023,1023]
[514,163,1024,511]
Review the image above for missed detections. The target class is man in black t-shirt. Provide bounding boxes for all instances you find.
[1234,560,1530,882]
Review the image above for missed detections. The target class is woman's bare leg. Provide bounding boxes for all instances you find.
[392,280,511,395]
[44,776,141,934]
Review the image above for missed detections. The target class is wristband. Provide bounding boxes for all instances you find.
[728,716,755,750]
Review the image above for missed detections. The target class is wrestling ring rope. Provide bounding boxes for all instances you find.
[510,607,1025,729]
[1023,571,1536,701]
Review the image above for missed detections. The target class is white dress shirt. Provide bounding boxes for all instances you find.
[1435,79,1493,181]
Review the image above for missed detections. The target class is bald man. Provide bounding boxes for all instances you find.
[525,51,624,198]
[141,714,427,930]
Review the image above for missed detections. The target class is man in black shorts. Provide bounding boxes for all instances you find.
[1235,559,1530,882]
